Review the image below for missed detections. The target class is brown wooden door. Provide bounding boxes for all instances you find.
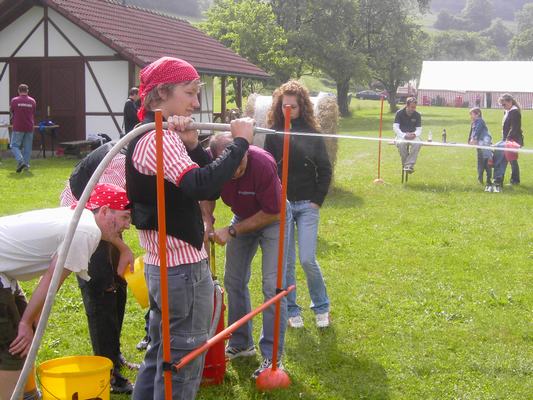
[45,59,85,142]
[10,58,85,146]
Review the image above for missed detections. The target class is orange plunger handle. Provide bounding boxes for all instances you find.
[271,104,292,371]
[155,110,173,400]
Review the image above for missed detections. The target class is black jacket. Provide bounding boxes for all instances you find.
[123,98,139,134]
[264,117,332,206]
[502,108,523,146]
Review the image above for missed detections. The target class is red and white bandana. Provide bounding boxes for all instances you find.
[137,57,200,121]
[72,183,130,211]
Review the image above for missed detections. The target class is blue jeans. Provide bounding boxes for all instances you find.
[133,261,213,400]
[286,200,330,317]
[224,213,290,359]
[10,131,33,166]
[493,141,520,184]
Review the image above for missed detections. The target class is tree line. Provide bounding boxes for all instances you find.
[199,0,533,115]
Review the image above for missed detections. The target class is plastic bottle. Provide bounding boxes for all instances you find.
[428,130,433,142]
[442,128,447,143]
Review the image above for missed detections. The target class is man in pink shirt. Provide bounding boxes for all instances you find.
[10,84,36,173]
[209,133,290,379]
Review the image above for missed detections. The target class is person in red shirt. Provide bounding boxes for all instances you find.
[209,133,290,379]
[10,84,36,173]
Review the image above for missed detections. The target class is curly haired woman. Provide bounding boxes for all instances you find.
[264,81,332,328]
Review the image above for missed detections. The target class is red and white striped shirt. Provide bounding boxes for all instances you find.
[60,154,127,207]
[131,129,207,267]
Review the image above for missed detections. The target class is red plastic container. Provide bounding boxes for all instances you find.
[201,288,226,386]
[504,140,520,162]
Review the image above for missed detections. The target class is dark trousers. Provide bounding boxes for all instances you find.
[510,160,520,184]
[476,149,492,184]
[77,240,126,369]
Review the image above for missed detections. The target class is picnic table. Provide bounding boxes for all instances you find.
[0,123,60,158]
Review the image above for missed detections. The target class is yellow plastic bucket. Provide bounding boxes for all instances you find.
[37,355,113,400]
[124,256,149,308]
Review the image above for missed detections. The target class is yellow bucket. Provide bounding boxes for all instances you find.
[123,256,149,308]
[37,355,112,400]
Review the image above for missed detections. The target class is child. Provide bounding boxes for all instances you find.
[468,107,493,192]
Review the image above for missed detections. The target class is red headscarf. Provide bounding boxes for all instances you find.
[137,57,200,121]
[72,183,130,211]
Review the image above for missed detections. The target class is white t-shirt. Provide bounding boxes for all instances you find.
[0,207,101,289]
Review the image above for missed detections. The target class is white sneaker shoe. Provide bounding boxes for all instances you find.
[225,345,256,360]
[316,312,330,328]
[288,315,304,328]
[252,357,284,379]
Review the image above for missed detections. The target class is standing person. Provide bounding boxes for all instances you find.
[127,56,254,400]
[0,183,131,400]
[10,83,36,173]
[393,97,422,174]
[467,107,493,192]
[492,93,524,193]
[264,80,332,329]
[60,142,137,394]
[209,133,289,378]
[123,87,140,136]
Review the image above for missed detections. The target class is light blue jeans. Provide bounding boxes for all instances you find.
[286,200,330,317]
[224,211,290,359]
[133,261,213,400]
[10,131,33,166]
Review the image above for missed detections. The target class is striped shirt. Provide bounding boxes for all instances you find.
[60,154,127,207]
[131,129,207,267]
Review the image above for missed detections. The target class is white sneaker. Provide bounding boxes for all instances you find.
[484,185,493,192]
[225,345,256,360]
[288,315,304,328]
[316,312,330,328]
[493,185,502,193]
[252,357,284,379]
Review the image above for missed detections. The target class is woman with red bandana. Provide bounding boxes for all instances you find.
[127,57,254,400]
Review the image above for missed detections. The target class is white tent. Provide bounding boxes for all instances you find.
[418,61,533,109]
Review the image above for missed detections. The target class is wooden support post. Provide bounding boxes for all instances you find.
[221,76,227,119]
[235,77,242,110]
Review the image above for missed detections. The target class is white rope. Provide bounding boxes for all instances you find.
[187,122,529,155]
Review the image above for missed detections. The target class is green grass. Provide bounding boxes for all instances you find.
[1,101,532,399]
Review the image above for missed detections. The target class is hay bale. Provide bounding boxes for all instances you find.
[246,94,272,147]
[244,93,258,118]
[313,93,339,173]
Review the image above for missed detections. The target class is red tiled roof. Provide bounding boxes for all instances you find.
[45,0,269,79]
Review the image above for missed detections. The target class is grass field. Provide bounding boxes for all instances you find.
[1,101,531,399]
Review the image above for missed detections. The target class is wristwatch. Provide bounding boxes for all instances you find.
[228,225,237,238]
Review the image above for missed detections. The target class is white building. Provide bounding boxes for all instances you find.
[418,61,533,109]
[0,0,268,148]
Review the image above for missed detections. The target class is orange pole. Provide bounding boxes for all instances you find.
[173,285,295,371]
[377,95,384,180]
[270,104,292,371]
[154,110,172,400]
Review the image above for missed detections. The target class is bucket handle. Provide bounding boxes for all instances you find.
[36,368,111,400]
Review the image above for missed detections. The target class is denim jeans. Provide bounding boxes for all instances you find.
[10,131,33,166]
[493,141,520,185]
[224,212,290,359]
[476,149,492,184]
[133,261,213,400]
[286,200,330,317]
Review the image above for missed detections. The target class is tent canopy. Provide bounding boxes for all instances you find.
[418,61,533,93]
